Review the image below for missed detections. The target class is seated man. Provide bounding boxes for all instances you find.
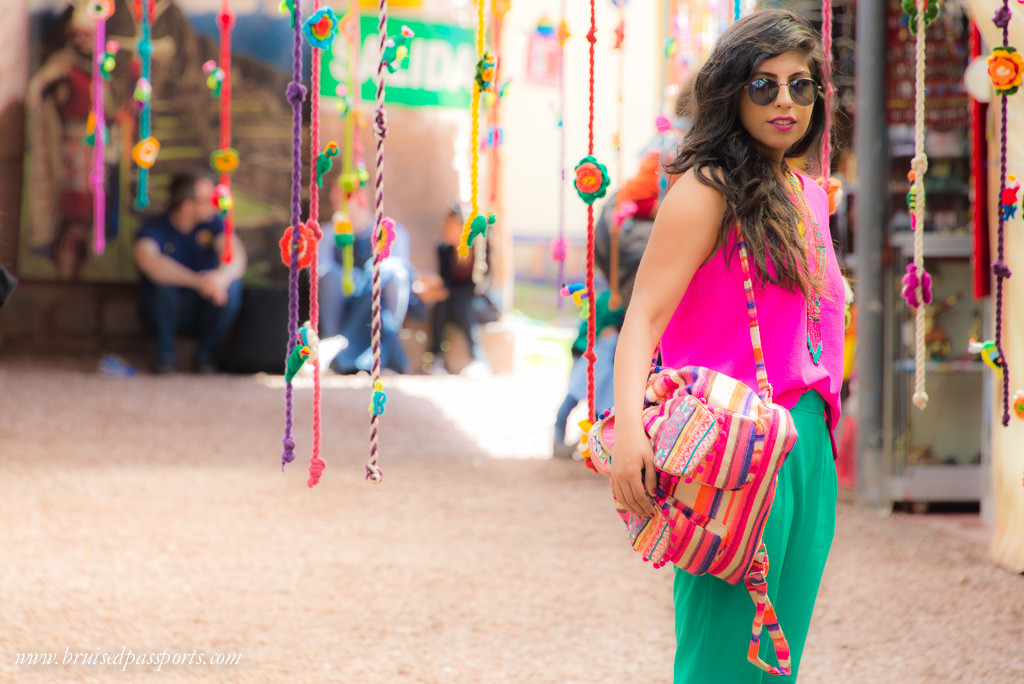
[133,172,246,373]
[319,184,441,374]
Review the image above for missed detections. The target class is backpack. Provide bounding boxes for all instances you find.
[582,234,798,676]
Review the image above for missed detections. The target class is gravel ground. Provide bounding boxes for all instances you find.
[1,358,1022,683]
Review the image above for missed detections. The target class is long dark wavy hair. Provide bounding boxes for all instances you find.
[665,9,828,298]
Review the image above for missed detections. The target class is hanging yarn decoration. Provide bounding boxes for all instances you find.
[988,1,1016,425]
[482,3,507,293]
[553,0,569,310]
[1013,388,1024,420]
[969,339,1005,372]
[902,0,940,33]
[1000,174,1021,220]
[280,0,297,28]
[336,0,361,297]
[365,0,397,483]
[279,223,316,266]
[215,1,237,265]
[574,156,610,205]
[212,183,233,217]
[211,147,240,173]
[901,263,933,309]
[458,0,495,263]
[301,0,335,487]
[369,380,387,415]
[285,323,319,382]
[133,76,151,108]
[608,0,627,310]
[100,41,118,80]
[134,0,155,210]
[382,25,414,73]
[281,0,307,470]
[86,0,114,21]
[377,216,397,258]
[303,6,339,49]
[577,0,605,423]
[901,0,931,410]
[561,282,590,319]
[817,0,841,213]
[315,141,339,187]
[203,60,225,97]
[88,2,111,255]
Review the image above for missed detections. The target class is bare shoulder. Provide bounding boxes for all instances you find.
[652,168,726,248]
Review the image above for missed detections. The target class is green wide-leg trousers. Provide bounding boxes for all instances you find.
[672,390,838,683]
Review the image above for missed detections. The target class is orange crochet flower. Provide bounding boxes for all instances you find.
[988,47,1024,96]
[574,156,610,205]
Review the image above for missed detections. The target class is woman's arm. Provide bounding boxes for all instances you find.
[609,169,724,517]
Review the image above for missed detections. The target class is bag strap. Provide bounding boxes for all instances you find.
[650,225,773,402]
[743,542,792,676]
[734,227,773,402]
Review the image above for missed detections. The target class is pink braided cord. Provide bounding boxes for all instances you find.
[584,0,597,423]
[819,0,834,182]
[307,0,325,487]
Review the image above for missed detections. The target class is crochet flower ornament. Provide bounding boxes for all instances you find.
[86,0,114,20]
[574,156,610,205]
[988,46,1024,96]
[377,217,397,259]
[902,0,939,33]
[303,7,339,49]
[210,148,240,174]
[279,222,317,268]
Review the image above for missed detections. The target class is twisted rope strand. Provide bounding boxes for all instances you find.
[911,0,928,409]
[92,16,106,254]
[365,0,388,483]
[556,0,567,310]
[135,3,152,210]
[819,0,834,183]
[585,0,597,423]
[995,3,1012,426]
[470,0,487,280]
[220,0,235,263]
[609,1,625,310]
[307,0,325,487]
[458,0,485,260]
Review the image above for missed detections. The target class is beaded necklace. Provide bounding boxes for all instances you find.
[786,171,827,365]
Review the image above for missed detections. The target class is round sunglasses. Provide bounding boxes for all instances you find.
[746,77,821,107]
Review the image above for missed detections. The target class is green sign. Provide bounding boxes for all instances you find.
[322,16,475,109]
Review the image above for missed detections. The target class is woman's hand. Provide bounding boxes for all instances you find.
[609,424,658,518]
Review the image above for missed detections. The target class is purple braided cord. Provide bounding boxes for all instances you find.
[995,6,1011,426]
[365,0,387,483]
[283,0,306,468]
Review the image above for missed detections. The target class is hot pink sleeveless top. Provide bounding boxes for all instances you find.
[660,173,845,436]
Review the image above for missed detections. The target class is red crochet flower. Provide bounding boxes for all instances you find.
[279,222,316,268]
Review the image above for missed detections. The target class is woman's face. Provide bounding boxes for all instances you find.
[737,50,815,163]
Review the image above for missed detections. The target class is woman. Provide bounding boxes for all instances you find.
[610,11,844,683]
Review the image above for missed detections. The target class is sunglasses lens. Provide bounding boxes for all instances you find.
[749,78,778,106]
[790,79,817,106]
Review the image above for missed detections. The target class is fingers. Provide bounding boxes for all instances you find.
[643,461,658,501]
[611,470,657,519]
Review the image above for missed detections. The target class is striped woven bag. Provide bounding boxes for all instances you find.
[583,232,798,676]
